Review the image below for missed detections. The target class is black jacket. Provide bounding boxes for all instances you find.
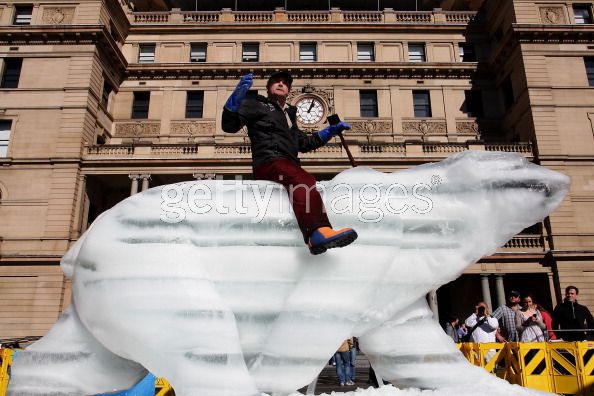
[221,95,325,168]
[552,300,594,341]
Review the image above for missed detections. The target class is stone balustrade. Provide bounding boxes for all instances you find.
[501,235,545,251]
[84,141,533,160]
[130,8,477,25]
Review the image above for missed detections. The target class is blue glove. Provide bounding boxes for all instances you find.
[224,73,253,112]
[318,121,351,143]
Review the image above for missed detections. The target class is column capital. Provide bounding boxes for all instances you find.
[129,173,140,180]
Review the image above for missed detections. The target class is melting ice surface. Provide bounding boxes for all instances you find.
[8,151,568,396]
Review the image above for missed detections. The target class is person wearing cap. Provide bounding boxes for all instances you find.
[221,72,357,254]
[492,290,521,342]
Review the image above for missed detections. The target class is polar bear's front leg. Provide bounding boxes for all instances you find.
[7,306,147,395]
[359,298,516,391]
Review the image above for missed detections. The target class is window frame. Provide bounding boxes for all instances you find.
[359,90,379,118]
[185,91,204,119]
[413,90,432,118]
[132,91,150,119]
[1,58,23,89]
[0,120,11,157]
[242,43,259,62]
[357,42,375,62]
[190,43,207,63]
[13,5,33,25]
[138,44,156,64]
[299,42,317,62]
[408,43,426,62]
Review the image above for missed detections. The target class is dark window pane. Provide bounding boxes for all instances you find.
[459,43,476,62]
[242,43,259,62]
[413,91,431,117]
[1,59,22,88]
[360,90,378,117]
[186,91,204,118]
[464,90,484,118]
[586,58,594,86]
[574,5,593,24]
[132,91,150,119]
[14,6,32,25]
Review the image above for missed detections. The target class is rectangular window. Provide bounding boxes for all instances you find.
[586,58,594,86]
[359,90,378,117]
[459,43,476,62]
[464,90,484,118]
[132,92,150,119]
[413,91,432,117]
[186,91,204,118]
[0,120,11,157]
[101,80,113,109]
[357,43,375,61]
[1,59,22,88]
[138,44,156,63]
[573,5,593,24]
[13,5,32,25]
[299,43,317,62]
[190,43,207,62]
[408,43,426,62]
[242,43,259,62]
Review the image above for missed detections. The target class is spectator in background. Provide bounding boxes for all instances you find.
[535,302,556,340]
[349,337,358,384]
[553,285,594,341]
[457,323,468,341]
[465,302,499,343]
[492,290,521,342]
[334,338,354,386]
[515,293,546,342]
[444,316,460,342]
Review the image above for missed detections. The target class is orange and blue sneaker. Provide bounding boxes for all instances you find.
[307,227,358,255]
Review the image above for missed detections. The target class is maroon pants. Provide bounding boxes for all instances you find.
[254,158,332,242]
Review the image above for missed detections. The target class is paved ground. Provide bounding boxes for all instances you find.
[297,354,383,395]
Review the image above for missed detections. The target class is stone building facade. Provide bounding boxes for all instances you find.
[0,0,593,339]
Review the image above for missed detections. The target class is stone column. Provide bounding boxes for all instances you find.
[428,289,439,322]
[495,274,506,309]
[140,174,151,191]
[548,273,558,307]
[129,174,140,195]
[481,274,493,311]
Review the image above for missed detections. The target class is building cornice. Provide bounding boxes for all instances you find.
[0,25,128,75]
[513,23,594,44]
[125,62,478,80]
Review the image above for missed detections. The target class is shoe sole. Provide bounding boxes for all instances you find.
[309,230,358,255]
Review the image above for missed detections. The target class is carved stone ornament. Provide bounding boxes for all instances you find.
[287,85,335,114]
[402,120,447,136]
[115,122,160,137]
[348,120,393,134]
[456,121,480,137]
[539,7,567,25]
[170,121,215,136]
[42,7,75,24]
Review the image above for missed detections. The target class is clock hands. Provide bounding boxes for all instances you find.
[307,99,315,113]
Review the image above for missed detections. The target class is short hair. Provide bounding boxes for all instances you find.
[565,285,579,294]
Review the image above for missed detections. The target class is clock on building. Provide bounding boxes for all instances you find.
[295,96,325,125]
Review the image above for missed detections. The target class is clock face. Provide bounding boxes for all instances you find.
[295,97,325,125]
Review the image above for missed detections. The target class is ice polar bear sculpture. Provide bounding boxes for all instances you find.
[8,151,568,396]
